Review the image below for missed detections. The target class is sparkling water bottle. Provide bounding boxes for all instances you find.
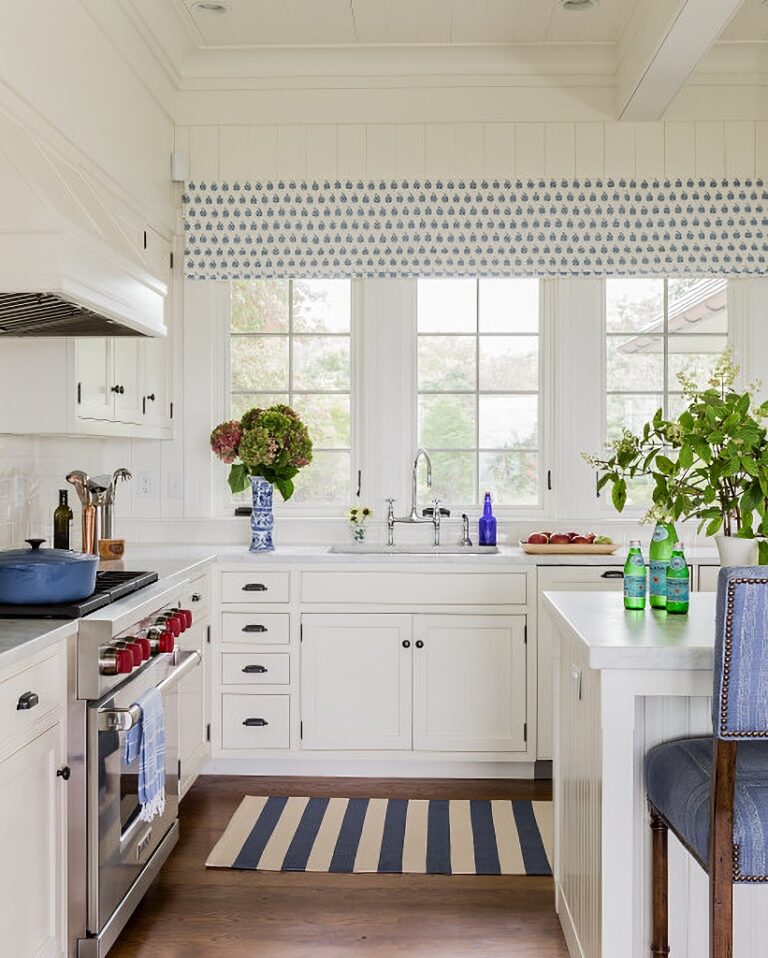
[624,540,646,610]
[666,542,690,615]
[648,521,677,609]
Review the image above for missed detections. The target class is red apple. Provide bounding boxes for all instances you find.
[566,532,579,541]
[527,533,549,545]
[571,535,591,545]
[550,533,571,545]
[585,533,596,543]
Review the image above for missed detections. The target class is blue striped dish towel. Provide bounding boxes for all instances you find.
[124,687,166,822]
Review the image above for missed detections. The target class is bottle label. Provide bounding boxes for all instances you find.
[667,579,689,604]
[669,555,687,571]
[629,554,644,568]
[652,525,670,542]
[649,560,669,597]
[624,576,646,599]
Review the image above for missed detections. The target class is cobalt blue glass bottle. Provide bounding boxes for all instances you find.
[478,492,497,546]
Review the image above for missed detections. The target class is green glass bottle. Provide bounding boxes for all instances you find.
[53,489,73,551]
[624,539,646,610]
[666,542,690,615]
[648,521,677,609]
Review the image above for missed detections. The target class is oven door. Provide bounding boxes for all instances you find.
[86,649,200,936]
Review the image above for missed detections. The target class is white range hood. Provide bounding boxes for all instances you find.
[0,111,167,337]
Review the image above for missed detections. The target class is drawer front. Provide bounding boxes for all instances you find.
[221,572,290,605]
[222,694,290,749]
[222,653,290,686]
[221,612,290,646]
[537,565,626,592]
[301,571,526,606]
[0,648,66,745]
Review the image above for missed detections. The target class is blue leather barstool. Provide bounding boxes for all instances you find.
[645,566,768,958]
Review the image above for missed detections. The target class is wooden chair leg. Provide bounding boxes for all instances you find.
[650,807,670,957]
[709,740,736,958]
[709,866,733,958]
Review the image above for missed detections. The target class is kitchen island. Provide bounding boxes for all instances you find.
[543,589,766,958]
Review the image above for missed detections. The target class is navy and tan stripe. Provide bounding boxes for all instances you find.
[210,795,553,876]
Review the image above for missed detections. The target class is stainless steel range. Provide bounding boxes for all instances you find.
[67,579,202,958]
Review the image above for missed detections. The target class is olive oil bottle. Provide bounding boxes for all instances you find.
[53,489,73,551]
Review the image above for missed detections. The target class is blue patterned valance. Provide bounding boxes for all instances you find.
[183,178,768,279]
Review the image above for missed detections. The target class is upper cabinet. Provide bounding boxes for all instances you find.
[0,331,174,439]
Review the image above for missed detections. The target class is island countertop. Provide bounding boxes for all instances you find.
[543,589,718,671]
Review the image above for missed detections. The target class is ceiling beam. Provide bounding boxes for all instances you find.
[616,0,746,121]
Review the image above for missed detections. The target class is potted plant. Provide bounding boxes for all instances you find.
[347,505,373,542]
[586,350,768,566]
[210,404,313,552]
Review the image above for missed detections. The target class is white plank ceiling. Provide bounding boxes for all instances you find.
[178,0,644,47]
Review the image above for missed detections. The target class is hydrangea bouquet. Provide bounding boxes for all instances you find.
[210,404,313,501]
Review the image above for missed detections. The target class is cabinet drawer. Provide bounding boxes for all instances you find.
[221,613,290,646]
[222,653,290,686]
[537,565,625,592]
[221,572,290,604]
[221,694,290,749]
[301,571,526,606]
[0,648,66,745]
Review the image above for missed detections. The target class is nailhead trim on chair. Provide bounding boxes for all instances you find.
[733,844,768,882]
[719,577,768,739]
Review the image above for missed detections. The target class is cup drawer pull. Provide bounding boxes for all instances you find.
[242,717,269,727]
[16,691,39,711]
[243,624,268,633]
[601,570,624,579]
[242,664,268,674]
[242,583,268,592]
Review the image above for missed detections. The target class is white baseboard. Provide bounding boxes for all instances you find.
[202,758,536,779]
[556,881,586,958]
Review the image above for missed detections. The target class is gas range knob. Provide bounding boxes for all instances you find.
[158,631,175,654]
[145,626,172,655]
[134,637,151,661]
[116,649,134,674]
[127,642,143,667]
[178,609,193,629]
[155,613,181,637]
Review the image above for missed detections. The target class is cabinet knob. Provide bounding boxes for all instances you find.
[191,593,202,602]
[16,691,39,710]
[402,640,411,649]
[146,393,156,402]
[415,640,424,649]
[56,766,71,781]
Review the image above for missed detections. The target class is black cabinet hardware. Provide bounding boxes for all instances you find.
[601,570,624,579]
[242,583,267,592]
[56,766,71,781]
[547,469,552,490]
[16,691,39,710]
[146,393,155,402]
[191,593,202,602]
[110,385,125,395]
[415,640,424,649]
[402,640,411,649]
[77,382,82,404]
[242,664,268,674]
[243,624,268,633]
[243,717,269,727]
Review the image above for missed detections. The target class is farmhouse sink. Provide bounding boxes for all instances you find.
[328,543,500,555]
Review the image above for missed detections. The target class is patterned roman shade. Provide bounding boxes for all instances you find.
[183,178,768,279]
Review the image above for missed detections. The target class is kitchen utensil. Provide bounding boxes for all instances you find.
[0,539,99,604]
[82,504,98,555]
[66,470,90,507]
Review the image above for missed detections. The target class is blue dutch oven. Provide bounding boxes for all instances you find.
[0,539,99,605]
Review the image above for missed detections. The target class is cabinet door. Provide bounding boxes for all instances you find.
[537,565,624,760]
[112,339,142,424]
[139,336,170,427]
[0,720,66,958]
[178,621,208,798]
[412,615,527,752]
[301,614,412,750]
[75,338,113,421]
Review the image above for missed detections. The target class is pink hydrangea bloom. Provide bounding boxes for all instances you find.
[210,420,243,464]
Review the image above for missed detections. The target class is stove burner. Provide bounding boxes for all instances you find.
[0,570,159,618]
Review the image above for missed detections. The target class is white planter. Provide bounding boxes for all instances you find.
[715,534,759,567]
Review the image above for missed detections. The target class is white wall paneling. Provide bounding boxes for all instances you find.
[484,123,514,178]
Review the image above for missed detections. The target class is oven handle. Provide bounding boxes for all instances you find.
[97,650,202,732]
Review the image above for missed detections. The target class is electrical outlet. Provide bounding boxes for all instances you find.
[136,472,155,499]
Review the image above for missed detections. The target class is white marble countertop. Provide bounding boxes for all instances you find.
[0,618,78,672]
[543,590,718,671]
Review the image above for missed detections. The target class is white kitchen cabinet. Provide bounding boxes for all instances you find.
[301,614,413,750]
[178,576,211,799]
[413,615,527,752]
[0,721,67,958]
[697,564,719,591]
[75,338,113,420]
[111,338,142,424]
[0,643,68,958]
[537,565,625,760]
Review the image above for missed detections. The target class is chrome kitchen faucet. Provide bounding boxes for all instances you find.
[386,448,444,546]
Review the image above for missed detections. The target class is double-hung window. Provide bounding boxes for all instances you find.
[229,279,353,505]
[416,278,542,507]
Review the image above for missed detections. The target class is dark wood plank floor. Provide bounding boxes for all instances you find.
[109,775,568,958]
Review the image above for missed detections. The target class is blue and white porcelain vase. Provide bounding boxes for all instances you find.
[249,475,275,553]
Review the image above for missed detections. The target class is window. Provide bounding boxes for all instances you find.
[229,279,353,505]
[416,278,542,507]
[604,277,729,508]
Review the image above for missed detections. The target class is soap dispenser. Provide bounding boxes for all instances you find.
[478,492,497,546]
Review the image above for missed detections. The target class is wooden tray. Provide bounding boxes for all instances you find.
[519,541,620,555]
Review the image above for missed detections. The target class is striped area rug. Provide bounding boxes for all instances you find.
[207,796,553,875]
